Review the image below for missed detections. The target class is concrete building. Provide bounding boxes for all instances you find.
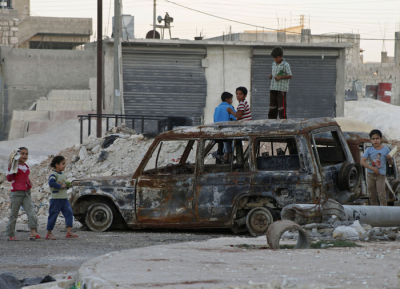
[0,0,92,49]
[98,38,349,125]
[208,30,400,105]
[0,47,96,140]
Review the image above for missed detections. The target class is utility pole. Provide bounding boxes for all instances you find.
[153,0,156,38]
[113,0,121,114]
[97,0,103,138]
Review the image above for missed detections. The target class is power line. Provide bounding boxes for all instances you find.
[164,0,400,41]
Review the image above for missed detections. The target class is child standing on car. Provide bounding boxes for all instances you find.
[268,46,292,119]
[361,129,393,206]
[5,147,41,241]
[45,156,78,240]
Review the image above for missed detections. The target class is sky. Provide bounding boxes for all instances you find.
[30,0,400,62]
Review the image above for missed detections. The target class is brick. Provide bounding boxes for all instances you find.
[9,37,18,44]
[10,27,18,32]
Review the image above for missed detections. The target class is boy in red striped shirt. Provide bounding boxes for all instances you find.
[227,86,252,121]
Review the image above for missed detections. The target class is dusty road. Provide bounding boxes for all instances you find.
[0,222,234,279]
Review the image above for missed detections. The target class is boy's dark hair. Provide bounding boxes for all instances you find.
[271,46,284,57]
[50,156,65,168]
[369,129,382,139]
[236,86,248,96]
[221,92,233,102]
[18,147,28,151]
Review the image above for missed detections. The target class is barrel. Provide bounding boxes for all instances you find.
[365,85,378,99]
[377,82,392,103]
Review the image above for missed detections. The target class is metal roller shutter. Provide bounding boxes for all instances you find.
[122,48,207,125]
[251,55,337,120]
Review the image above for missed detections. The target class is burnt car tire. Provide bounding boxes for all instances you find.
[85,202,115,232]
[246,207,274,237]
[338,162,361,192]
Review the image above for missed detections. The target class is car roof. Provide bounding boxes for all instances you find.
[157,117,339,139]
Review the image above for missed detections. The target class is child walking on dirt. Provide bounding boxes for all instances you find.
[45,156,78,240]
[5,147,41,241]
[361,129,393,206]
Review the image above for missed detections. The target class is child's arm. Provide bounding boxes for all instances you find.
[275,75,292,81]
[275,64,293,81]
[227,107,243,119]
[49,174,63,191]
[386,154,393,165]
[361,157,380,175]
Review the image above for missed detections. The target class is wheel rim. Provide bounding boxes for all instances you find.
[246,207,273,237]
[85,203,113,232]
[348,166,360,191]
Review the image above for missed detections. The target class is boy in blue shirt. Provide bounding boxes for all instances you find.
[361,129,393,206]
[214,92,236,123]
[213,92,236,163]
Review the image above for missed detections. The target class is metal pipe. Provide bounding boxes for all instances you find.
[97,0,103,138]
[281,201,400,227]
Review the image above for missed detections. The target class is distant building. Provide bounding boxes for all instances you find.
[0,0,92,49]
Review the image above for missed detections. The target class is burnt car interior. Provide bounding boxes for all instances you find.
[142,140,197,175]
[255,137,301,170]
[203,139,250,172]
[313,131,347,167]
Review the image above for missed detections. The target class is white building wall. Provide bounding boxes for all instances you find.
[203,46,252,124]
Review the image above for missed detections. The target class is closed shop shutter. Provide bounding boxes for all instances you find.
[122,48,207,125]
[251,55,337,120]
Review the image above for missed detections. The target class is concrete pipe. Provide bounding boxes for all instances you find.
[266,220,311,250]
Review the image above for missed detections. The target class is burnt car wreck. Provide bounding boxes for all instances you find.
[70,117,366,236]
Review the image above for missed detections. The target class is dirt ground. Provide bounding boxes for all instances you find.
[0,221,234,280]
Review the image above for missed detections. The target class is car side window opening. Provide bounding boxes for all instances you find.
[255,137,300,171]
[203,138,250,173]
[142,140,198,175]
[312,131,346,167]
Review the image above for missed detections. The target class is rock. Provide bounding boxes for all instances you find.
[387,232,397,241]
[71,155,80,163]
[304,223,331,230]
[359,230,373,242]
[98,151,109,162]
[318,228,334,234]
[92,144,101,154]
[0,173,6,184]
[102,171,112,176]
[85,140,102,151]
[79,147,88,161]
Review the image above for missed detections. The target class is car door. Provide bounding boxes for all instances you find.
[311,127,355,203]
[251,135,316,207]
[195,138,252,224]
[136,139,198,224]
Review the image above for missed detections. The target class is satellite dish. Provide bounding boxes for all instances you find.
[146,30,160,39]
[157,15,163,23]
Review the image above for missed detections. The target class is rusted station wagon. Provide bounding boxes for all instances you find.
[69,117,364,236]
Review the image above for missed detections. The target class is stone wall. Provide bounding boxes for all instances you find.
[345,63,398,102]
[0,10,18,47]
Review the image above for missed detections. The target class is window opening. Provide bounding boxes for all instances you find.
[312,131,346,167]
[143,140,197,175]
[255,138,300,171]
[203,139,250,173]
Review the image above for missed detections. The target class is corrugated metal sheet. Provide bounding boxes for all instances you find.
[122,49,207,125]
[251,55,337,120]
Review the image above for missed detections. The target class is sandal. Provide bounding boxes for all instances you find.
[7,237,18,241]
[45,234,57,240]
[65,232,78,238]
[29,234,41,241]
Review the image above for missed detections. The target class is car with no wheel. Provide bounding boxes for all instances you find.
[69,118,364,236]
